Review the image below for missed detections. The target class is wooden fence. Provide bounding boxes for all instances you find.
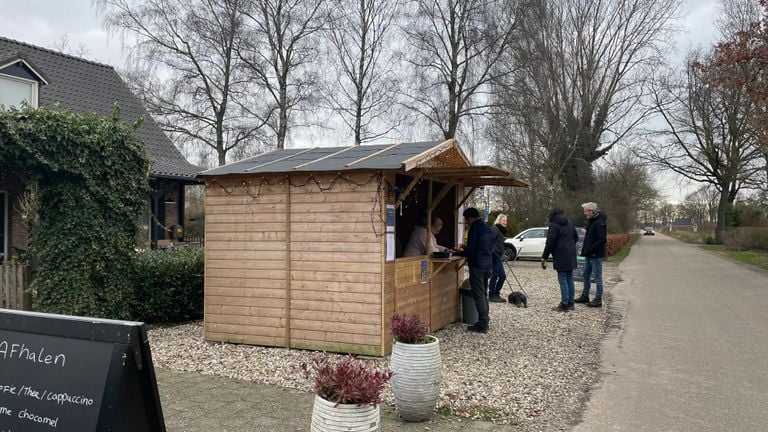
[1,262,32,310]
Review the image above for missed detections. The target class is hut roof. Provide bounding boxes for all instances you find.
[199,139,528,188]
[200,141,449,176]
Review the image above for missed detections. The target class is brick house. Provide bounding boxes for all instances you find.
[0,36,202,260]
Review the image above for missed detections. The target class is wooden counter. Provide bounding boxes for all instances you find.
[383,256,464,354]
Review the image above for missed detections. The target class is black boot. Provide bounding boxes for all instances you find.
[587,299,603,308]
[489,295,506,303]
[574,295,589,304]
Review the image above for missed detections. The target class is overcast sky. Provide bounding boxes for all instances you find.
[0,0,723,202]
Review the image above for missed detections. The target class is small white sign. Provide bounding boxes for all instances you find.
[386,233,395,261]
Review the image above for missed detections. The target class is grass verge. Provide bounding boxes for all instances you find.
[666,230,714,244]
[701,245,768,271]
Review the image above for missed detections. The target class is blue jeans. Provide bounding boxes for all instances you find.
[557,270,575,305]
[582,257,604,300]
[489,255,506,296]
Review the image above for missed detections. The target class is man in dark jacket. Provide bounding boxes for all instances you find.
[541,208,579,311]
[575,202,607,307]
[457,207,493,333]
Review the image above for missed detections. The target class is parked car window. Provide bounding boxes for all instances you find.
[523,229,547,239]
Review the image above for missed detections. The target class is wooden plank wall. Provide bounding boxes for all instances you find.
[430,262,462,330]
[204,179,289,346]
[287,173,384,356]
[382,261,396,354]
[392,257,432,325]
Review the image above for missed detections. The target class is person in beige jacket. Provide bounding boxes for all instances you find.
[403,216,452,257]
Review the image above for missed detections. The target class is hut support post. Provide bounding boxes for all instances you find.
[285,176,292,347]
[426,180,433,329]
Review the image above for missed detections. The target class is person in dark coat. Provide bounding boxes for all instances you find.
[489,214,508,302]
[541,208,579,311]
[576,202,608,307]
[456,207,493,333]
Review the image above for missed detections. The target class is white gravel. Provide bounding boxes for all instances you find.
[147,261,618,431]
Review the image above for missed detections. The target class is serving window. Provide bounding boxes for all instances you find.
[393,173,457,259]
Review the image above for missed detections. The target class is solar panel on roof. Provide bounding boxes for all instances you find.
[199,141,443,176]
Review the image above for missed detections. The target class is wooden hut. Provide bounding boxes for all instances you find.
[198,139,526,356]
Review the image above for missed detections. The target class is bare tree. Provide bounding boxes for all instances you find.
[682,185,719,224]
[711,0,768,198]
[322,0,402,145]
[497,0,681,193]
[636,52,763,243]
[96,0,270,166]
[657,201,676,227]
[593,151,659,232]
[51,34,92,58]
[238,0,328,149]
[487,116,555,226]
[716,0,761,38]
[400,0,520,141]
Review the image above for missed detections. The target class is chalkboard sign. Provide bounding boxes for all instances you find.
[0,310,165,432]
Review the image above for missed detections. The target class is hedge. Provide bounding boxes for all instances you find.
[132,248,204,323]
[606,233,629,257]
[722,227,768,251]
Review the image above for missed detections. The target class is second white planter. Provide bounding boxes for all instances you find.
[390,335,442,421]
[309,394,381,432]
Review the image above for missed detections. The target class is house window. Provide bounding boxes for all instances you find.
[0,74,37,109]
[136,203,151,250]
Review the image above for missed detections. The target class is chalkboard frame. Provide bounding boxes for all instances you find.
[0,309,166,432]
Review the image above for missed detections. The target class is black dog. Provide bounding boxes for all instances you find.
[508,291,528,308]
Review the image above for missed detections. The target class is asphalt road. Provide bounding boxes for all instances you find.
[572,233,768,432]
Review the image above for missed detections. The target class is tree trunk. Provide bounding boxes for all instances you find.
[277,83,288,149]
[217,117,226,166]
[715,186,729,244]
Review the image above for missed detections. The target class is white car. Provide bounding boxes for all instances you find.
[504,227,549,260]
[504,226,586,260]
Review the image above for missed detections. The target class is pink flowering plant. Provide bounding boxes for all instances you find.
[301,354,392,407]
[390,313,431,344]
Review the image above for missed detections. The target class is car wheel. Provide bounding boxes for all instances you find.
[504,245,517,261]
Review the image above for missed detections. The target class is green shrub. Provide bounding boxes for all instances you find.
[132,248,204,323]
[1,106,149,319]
[723,227,768,251]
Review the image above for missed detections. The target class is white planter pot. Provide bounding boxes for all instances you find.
[390,335,442,421]
[310,394,381,432]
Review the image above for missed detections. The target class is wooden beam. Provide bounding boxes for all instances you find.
[403,139,458,171]
[456,187,477,211]
[396,171,423,210]
[428,182,456,213]
[426,180,433,255]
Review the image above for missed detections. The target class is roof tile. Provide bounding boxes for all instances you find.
[0,36,201,180]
